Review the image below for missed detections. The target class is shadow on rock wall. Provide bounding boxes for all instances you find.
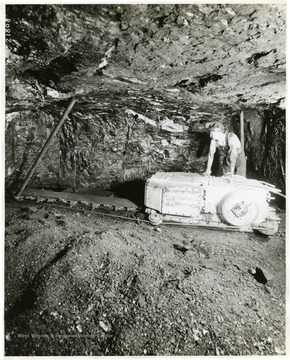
[111,180,146,208]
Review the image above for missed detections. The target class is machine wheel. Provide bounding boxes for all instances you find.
[219,191,259,226]
[148,212,163,226]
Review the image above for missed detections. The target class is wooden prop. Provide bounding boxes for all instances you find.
[238,110,247,177]
[15,98,77,198]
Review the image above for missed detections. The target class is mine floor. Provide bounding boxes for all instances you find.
[4,198,286,356]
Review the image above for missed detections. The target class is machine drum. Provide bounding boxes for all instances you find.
[148,212,163,226]
[218,191,260,226]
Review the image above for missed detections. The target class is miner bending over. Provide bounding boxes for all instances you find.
[204,125,243,176]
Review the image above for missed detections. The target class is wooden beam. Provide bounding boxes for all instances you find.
[15,98,77,198]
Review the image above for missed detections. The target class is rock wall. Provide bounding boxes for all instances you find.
[5,110,60,189]
[5,100,285,194]
[5,98,212,191]
[234,108,286,193]
[5,4,286,193]
[260,108,286,193]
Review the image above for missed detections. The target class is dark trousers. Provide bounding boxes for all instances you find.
[217,146,243,176]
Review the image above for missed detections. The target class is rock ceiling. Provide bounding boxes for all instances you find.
[6,3,286,124]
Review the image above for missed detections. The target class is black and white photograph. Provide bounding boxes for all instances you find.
[4,1,287,356]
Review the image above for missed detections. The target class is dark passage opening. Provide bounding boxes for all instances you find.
[111,179,146,207]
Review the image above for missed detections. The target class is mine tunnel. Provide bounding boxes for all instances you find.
[4,3,287,357]
[5,4,286,202]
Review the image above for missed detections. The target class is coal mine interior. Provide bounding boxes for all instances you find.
[4,3,287,357]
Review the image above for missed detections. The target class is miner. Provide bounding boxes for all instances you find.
[203,124,243,176]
